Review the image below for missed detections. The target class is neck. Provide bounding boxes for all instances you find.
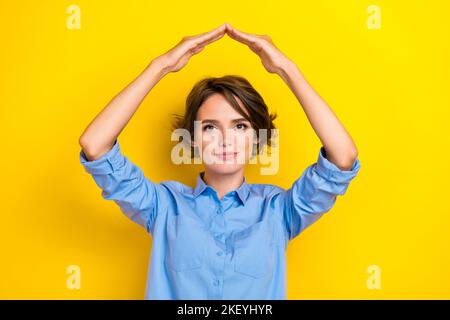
[203,169,245,200]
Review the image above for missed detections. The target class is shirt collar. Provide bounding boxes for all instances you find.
[193,171,250,205]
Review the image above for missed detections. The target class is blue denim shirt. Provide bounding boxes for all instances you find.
[80,139,361,299]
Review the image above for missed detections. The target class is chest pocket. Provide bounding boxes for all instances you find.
[231,220,277,279]
[165,214,208,272]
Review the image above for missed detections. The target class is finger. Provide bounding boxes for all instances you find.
[197,30,226,47]
[191,23,227,46]
[179,24,225,55]
[226,25,258,46]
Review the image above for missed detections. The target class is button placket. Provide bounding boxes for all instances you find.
[216,204,222,215]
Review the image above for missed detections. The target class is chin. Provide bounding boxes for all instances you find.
[204,163,245,175]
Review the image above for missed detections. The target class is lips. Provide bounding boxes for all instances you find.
[214,152,238,160]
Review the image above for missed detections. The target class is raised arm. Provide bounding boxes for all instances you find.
[79,23,228,160]
[276,62,358,170]
[78,60,166,160]
[225,23,358,169]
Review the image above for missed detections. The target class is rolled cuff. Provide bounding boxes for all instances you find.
[314,146,361,184]
[79,139,125,175]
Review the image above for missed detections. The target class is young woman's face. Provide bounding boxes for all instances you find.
[194,93,255,175]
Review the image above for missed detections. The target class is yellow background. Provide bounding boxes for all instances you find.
[1,0,449,299]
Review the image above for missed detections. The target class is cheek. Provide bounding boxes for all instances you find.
[243,132,255,150]
[201,132,220,146]
[227,134,252,160]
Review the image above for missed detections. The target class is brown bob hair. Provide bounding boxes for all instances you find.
[171,75,278,158]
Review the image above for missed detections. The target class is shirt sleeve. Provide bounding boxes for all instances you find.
[79,139,166,235]
[277,146,361,241]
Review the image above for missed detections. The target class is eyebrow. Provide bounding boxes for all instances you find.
[201,118,249,124]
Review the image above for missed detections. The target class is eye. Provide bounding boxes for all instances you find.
[235,123,249,130]
[202,124,216,132]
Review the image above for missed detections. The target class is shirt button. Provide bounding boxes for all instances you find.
[216,251,223,256]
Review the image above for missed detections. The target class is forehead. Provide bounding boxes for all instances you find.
[196,93,249,121]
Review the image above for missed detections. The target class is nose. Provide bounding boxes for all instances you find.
[220,128,234,147]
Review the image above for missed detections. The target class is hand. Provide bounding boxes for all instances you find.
[225,23,293,74]
[153,23,227,74]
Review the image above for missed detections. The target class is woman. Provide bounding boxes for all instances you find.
[79,23,361,300]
